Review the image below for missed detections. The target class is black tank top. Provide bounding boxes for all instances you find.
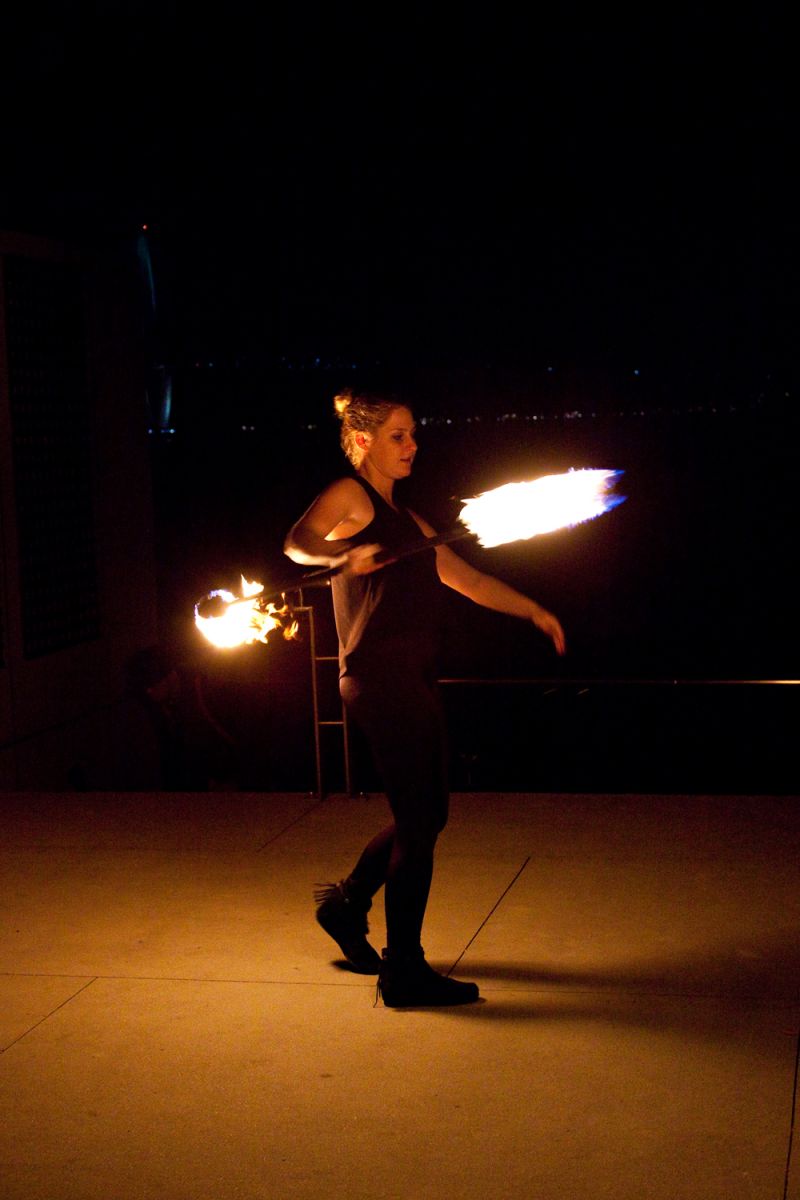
[331,479,442,679]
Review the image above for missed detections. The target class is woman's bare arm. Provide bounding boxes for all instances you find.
[284,478,382,572]
[409,510,566,655]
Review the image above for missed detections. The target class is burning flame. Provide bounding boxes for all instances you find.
[459,469,624,547]
[194,576,299,650]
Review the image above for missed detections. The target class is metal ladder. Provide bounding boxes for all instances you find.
[295,589,351,798]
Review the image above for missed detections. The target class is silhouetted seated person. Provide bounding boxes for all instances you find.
[126,645,237,790]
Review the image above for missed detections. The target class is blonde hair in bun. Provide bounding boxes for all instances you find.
[333,391,352,419]
[334,388,399,467]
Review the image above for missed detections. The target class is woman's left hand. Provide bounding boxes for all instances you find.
[531,605,566,656]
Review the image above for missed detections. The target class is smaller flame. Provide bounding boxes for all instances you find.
[459,469,624,548]
[195,576,299,650]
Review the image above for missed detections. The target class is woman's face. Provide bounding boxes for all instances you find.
[361,406,417,480]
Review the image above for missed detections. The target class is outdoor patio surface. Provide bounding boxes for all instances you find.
[1,789,798,1199]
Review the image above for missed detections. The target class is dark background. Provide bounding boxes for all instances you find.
[2,9,796,377]
[1,8,797,790]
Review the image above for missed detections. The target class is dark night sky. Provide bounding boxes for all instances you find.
[3,7,798,692]
[2,8,797,377]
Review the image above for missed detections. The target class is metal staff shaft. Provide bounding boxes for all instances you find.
[197,526,475,615]
[286,524,474,592]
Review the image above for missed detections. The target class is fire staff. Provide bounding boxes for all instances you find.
[284,388,565,1007]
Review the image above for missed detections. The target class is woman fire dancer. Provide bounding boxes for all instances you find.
[284,389,565,1006]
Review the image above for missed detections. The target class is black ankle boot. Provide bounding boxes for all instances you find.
[378,947,480,1007]
[314,879,382,974]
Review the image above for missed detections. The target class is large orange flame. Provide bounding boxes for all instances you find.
[195,576,299,650]
[458,469,624,547]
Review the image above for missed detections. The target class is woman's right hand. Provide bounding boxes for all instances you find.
[342,543,389,575]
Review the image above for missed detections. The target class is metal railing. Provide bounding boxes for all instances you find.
[306,670,797,799]
[295,590,797,797]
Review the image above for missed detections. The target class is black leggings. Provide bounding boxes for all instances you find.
[340,671,449,955]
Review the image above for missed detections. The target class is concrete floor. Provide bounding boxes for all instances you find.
[0,789,798,1199]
